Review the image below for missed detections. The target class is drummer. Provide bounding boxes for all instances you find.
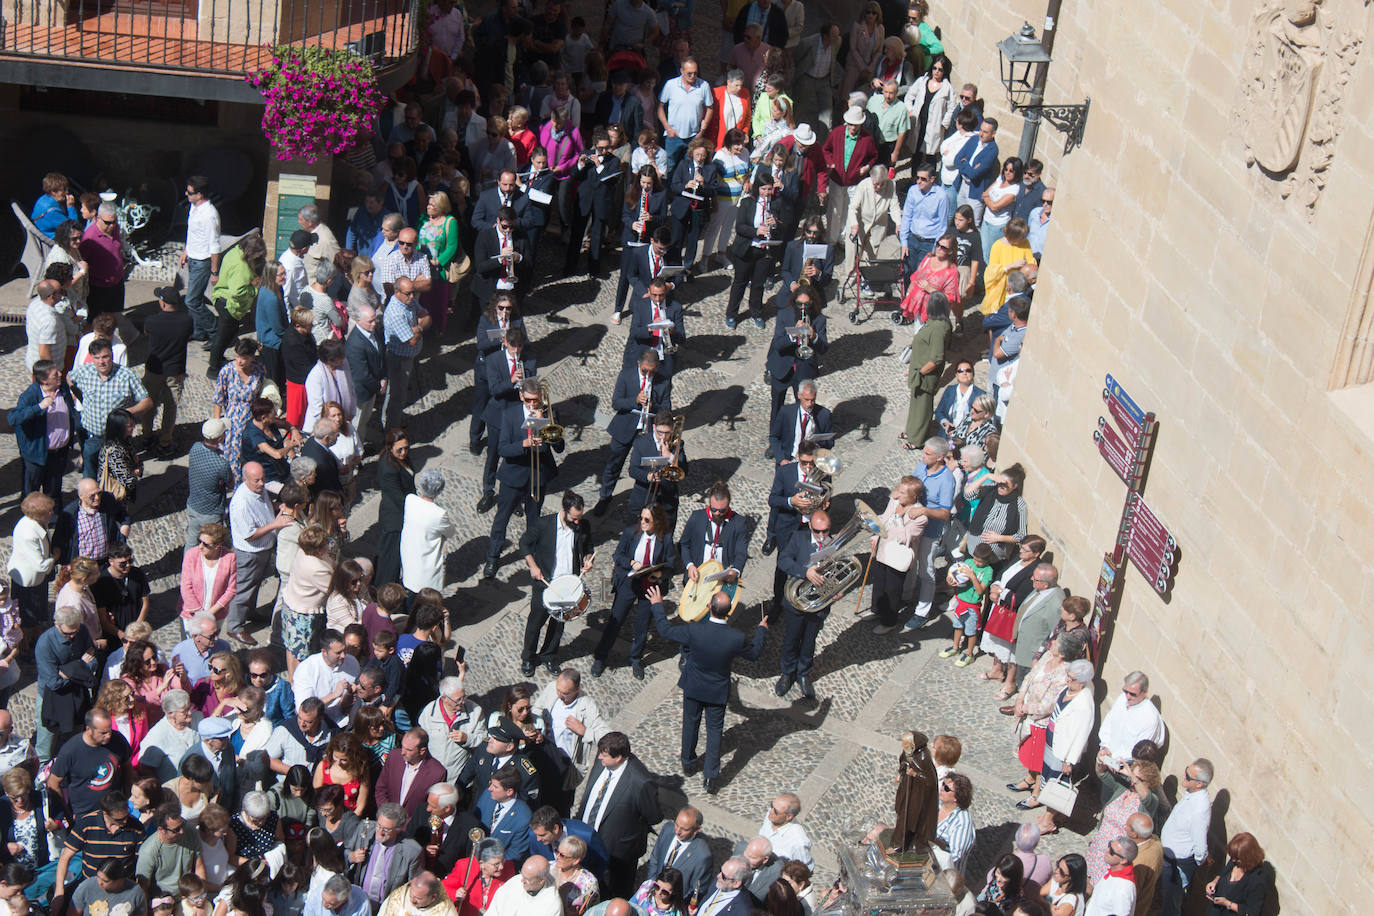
[520,490,595,679]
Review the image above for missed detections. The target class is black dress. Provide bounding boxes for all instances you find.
[1204,862,1271,916]
[374,457,415,587]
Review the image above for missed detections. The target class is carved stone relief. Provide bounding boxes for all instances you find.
[1239,0,1370,215]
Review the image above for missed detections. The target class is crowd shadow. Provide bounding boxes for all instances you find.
[679,385,747,432]
[831,394,887,441]
[823,328,893,374]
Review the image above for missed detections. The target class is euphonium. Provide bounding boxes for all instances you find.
[784,508,882,612]
[793,448,841,513]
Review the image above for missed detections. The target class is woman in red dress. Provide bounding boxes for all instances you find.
[444,839,514,916]
[313,731,371,816]
[900,231,962,324]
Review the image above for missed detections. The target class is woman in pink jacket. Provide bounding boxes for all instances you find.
[180,523,237,634]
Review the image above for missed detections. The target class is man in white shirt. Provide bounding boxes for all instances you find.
[181,176,223,342]
[299,204,341,280]
[24,280,66,371]
[486,856,561,916]
[757,793,812,868]
[265,697,333,775]
[531,669,608,784]
[1159,759,1214,916]
[280,230,312,313]
[225,462,293,646]
[657,58,714,170]
[402,469,458,593]
[1096,671,1167,776]
[293,629,361,728]
[1085,836,1138,916]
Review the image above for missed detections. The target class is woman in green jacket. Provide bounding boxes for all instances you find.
[904,291,952,444]
[418,190,460,336]
[207,235,268,377]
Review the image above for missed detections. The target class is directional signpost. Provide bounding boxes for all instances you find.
[1089,375,1179,657]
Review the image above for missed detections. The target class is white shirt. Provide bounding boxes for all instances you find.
[280,249,309,312]
[1160,788,1211,863]
[699,889,741,916]
[486,879,561,916]
[0,735,36,773]
[948,384,975,427]
[553,517,576,579]
[632,533,657,567]
[759,819,813,868]
[585,762,626,829]
[792,409,813,458]
[550,697,578,759]
[25,298,65,371]
[1083,873,1135,916]
[229,483,277,553]
[1096,692,1166,765]
[292,652,361,727]
[400,495,458,592]
[399,759,424,801]
[185,199,223,260]
[303,361,359,433]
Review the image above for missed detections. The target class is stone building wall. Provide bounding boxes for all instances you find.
[936,0,1374,911]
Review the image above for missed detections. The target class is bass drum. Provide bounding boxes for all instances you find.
[543,575,591,622]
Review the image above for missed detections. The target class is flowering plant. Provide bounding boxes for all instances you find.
[247,45,385,163]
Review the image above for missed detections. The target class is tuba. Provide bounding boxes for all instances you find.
[793,448,841,513]
[784,506,882,612]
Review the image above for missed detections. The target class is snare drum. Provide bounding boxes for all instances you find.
[543,575,591,621]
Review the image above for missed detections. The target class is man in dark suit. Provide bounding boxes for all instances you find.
[620,230,679,340]
[768,380,834,464]
[953,118,1001,221]
[52,480,129,563]
[471,207,530,326]
[623,277,686,376]
[565,129,623,278]
[776,509,837,700]
[474,763,534,862]
[650,585,767,794]
[375,727,448,816]
[484,378,561,579]
[476,327,536,514]
[693,856,755,916]
[471,170,532,231]
[593,71,645,143]
[645,806,715,903]
[593,349,672,517]
[725,170,781,329]
[680,480,749,586]
[626,411,688,528]
[732,0,788,48]
[576,732,659,897]
[529,806,611,883]
[778,219,836,306]
[518,150,557,260]
[668,146,717,279]
[408,782,483,876]
[519,491,594,678]
[763,439,822,557]
[344,303,386,445]
[301,420,344,498]
[614,175,672,319]
[766,285,828,421]
[460,720,543,807]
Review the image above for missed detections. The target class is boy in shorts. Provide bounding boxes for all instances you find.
[939,542,994,666]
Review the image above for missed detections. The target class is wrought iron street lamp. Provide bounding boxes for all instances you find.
[996,22,1090,157]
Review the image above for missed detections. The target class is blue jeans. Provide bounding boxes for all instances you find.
[905,233,936,277]
[665,136,689,174]
[80,431,102,479]
[1160,852,1198,916]
[186,256,216,338]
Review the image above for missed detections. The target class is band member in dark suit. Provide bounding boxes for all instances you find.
[779,217,836,306]
[776,509,836,700]
[593,349,673,516]
[471,170,533,231]
[519,490,594,677]
[518,149,557,266]
[623,278,686,375]
[669,139,719,281]
[406,782,484,875]
[622,228,679,315]
[471,207,529,324]
[765,284,828,421]
[477,326,536,513]
[613,166,671,320]
[763,143,804,244]
[680,480,749,587]
[763,440,830,622]
[483,378,562,579]
[470,293,526,455]
[649,583,767,794]
[592,504,677,679]
[725,168,781,329]
[564,129,623,278]
[768,380,834,464]
[627,410,688,529]
[576,732,659,897]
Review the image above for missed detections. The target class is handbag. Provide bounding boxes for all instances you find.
[1038,774,1084,816]
[984,601,1016,641]
[446,252,471,284]
[875,537,915,572]
[98,448,128,503]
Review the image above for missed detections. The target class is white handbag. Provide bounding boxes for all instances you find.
[1038,775,1084,816]
[875,537,915,572]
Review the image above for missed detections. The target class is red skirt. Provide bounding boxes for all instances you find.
[1018,722,1048,771]
[285,380,307,428]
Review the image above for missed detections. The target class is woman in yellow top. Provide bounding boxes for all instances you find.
[981,217,1037,315]
[419,190,461,336]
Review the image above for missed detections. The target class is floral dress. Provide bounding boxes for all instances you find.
[1085,790,1141,881]
[215,363,264,482]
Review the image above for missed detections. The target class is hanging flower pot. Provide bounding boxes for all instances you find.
[247,45,385,163]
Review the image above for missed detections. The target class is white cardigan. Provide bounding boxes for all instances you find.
[1048,687,1096,767]
[7,516,54,588]
[904,77,955,156]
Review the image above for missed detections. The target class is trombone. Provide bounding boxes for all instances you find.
[647,415,685,505]
[527,380,564,499]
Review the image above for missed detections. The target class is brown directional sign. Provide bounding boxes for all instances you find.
[1094,418,1133,482]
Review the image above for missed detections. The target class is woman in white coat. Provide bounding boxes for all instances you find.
[904,54,955,168]
[401,468,457,594]
[1038,658,1096,834]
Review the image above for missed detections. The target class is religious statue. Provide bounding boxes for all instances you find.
[890,730,939,853]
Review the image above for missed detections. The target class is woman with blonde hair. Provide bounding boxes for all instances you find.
[867,476,928,633]
[841,1,885,98]
[345,254,380,324]
[193,651,245,719]
[180,523,237,631]
[419,191,460,336]
[55,557,113,651]
[97,678,150,761]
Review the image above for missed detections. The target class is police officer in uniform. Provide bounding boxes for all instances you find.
[459,718,542,807]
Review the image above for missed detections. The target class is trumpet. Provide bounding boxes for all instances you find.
[795,305,815,361]
[794,449,841,513]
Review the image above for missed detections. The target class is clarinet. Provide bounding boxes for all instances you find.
[762,196,772,242]
[639,189,651,243]
[502,233,516,282]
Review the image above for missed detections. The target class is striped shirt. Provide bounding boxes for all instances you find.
[68,363,148,437]
[935,807,975,870]
[64,809,142,880]
[383,296,426,357]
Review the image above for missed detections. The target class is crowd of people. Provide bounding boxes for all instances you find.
[7,1,1272,916]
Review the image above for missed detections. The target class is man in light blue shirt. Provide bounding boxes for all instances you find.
[1026,188,1053,259]
[658,59,715,170]
[905,437,955,628]
[899,164,951,276]
[381,277,430,428]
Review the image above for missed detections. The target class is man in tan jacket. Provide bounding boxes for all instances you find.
[843,163,902,286]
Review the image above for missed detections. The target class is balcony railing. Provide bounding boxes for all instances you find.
[0,0,418,76]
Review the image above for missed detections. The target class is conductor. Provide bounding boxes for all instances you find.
[649,584,768,796]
